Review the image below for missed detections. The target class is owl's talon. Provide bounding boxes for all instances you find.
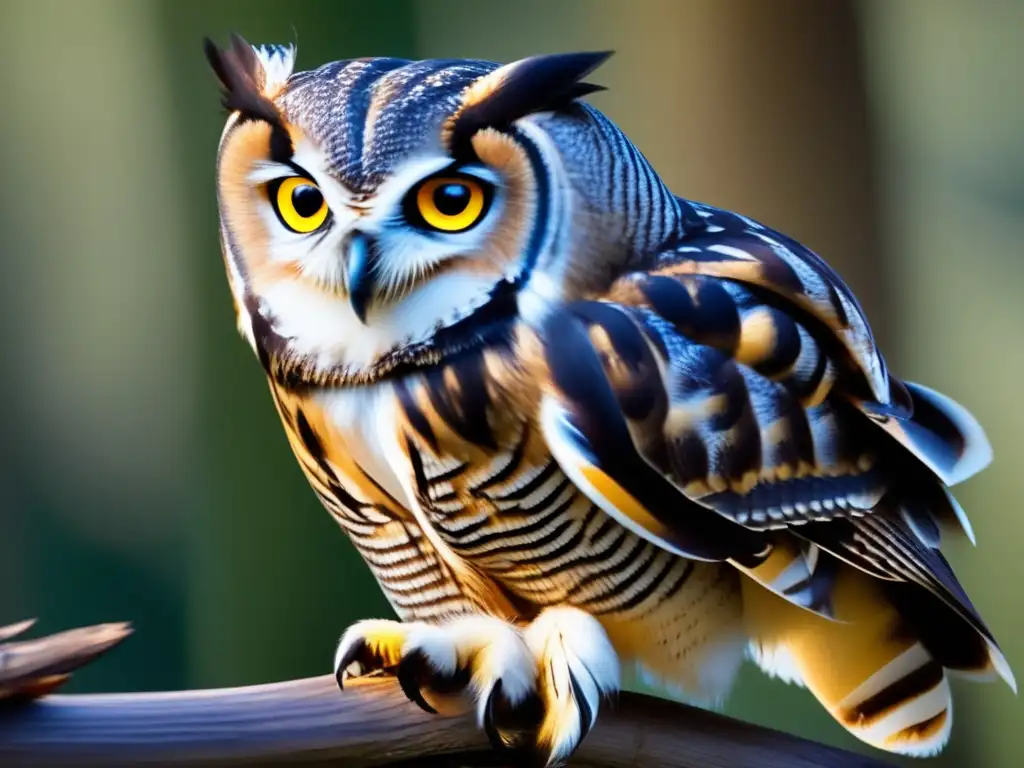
[481,679,523,753]
[482,679,544,760]
[396,648,439,714]
[333,637,369,690]
[482,679,507,751]
[333,619,407,691]
[334,610,618,766]
[523,607,619,766]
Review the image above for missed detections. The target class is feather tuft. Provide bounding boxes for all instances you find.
[446,51,613,158]
[203,33,293,161]
[253,43,296,99]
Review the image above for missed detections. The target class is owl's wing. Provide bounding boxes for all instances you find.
[663,201,991,487]
[534,203,1011,686]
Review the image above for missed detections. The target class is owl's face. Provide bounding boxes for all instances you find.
[209,38,684,386]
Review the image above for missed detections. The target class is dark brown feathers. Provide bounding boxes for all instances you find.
[447,51,613,158]
[204,33,293,161]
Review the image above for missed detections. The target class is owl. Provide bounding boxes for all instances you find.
[205,35,1015,765]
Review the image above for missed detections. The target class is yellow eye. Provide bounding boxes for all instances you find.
[414,177,487,232]
[272,176,329,233]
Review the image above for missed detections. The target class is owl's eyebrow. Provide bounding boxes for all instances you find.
[248,161,304,185]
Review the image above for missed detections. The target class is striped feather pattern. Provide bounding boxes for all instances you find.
[544,105,684,256]
[271,350,729,661]
[394,353,703,622]
[743,568,957,756]
[269,382,487,621]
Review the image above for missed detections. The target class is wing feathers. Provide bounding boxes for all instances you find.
[528,200,1012,751]
[538,307,761,562]
[731,538,839,617]
[661,202,890,403]
[701,468,885,527]
[904,382,992,484]
[854,380,991,495]
[539,302,858,617]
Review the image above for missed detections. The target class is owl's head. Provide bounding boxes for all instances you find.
[207,35,688,386]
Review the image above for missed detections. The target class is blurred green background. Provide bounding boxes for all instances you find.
[0,1,1020,765]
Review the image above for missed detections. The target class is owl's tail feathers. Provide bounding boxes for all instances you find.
[743,564,1006,757]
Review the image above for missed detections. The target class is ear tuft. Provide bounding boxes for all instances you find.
[204,33,294,160]
[446,50,613,156]
[204,33,265,112]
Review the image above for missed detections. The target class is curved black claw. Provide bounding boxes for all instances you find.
[483,666,603,767]
[483,679,512,752]
[482,679,546,764]
[397,649,438,714]
[334,637,370,691]
[396,648,475,715]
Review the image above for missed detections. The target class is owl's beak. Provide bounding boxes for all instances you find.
[345,230,377,325]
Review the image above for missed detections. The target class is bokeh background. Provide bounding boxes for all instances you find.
[1,0,1020,764]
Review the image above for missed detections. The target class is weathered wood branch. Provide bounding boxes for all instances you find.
[0,619,132,702]
[0,621,890,767]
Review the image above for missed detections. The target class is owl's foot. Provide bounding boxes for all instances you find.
[334,615,535,718]
[332,607,619,766]
[519,607,620,765]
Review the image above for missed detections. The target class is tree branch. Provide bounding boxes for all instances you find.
[0,619,132,702]
[0,621,890,767]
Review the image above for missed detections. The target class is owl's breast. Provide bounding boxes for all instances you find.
[302,347,687,621]
[312,383,412,509]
